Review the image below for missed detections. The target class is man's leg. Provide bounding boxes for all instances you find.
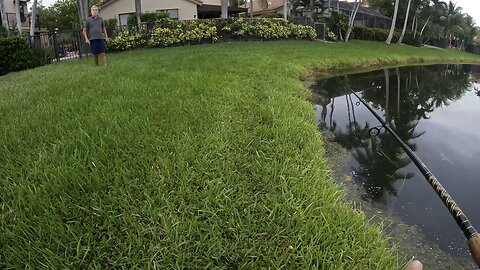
[101,53,107,66]
[94,54,99,65]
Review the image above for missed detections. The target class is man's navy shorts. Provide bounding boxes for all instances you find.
[90,39,106,54]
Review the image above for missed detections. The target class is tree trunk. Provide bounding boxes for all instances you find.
[337,0,343,40]
[135,0,141,30]
[283,0,288,19]
[397,0,412,44]
[15,0,22,33]
[77,0,89,29]
[0,0,8,30]
[413,14,418,38]
[221,0,228,18]
[30,0,38,36]
[345,0,361,42]
[411,14,415,32]
[386,0,400,44]
[250,0,253,18]
[419,14,430,40]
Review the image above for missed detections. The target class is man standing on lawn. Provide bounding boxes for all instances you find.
[83,5,109,66]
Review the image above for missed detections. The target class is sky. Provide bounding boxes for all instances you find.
[36,0,480,25]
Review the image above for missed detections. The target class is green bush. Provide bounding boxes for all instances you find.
[402,31,422,47]
[351,26,399,43]
[261,12,283,18]
[327,12,348,40]
[221,18,316,40]
[31,45,54,66]
[105,18,118,28]
[0,25,8,37]
[108,30,145,51]
[0,35,36,76]
[110,18,316,52]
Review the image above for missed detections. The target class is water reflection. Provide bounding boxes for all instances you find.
[311,64,480,256]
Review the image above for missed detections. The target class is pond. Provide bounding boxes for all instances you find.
[310,64,480,260]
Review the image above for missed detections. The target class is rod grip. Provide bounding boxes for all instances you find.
[469,233,480,267]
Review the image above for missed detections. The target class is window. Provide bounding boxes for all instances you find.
[156,9,179,20]
[118,13,135,26]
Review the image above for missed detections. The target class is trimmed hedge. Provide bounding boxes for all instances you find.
[108,18,317,52]
[351,26,422,47]
[0,35,36,76]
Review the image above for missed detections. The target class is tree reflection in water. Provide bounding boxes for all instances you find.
[310,64,471,201]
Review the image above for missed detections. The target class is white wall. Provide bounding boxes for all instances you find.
[100,0,200,24]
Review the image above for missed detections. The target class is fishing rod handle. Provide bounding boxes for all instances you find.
[470,233,480,267]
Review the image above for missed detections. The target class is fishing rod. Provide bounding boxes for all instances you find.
[349,90,480,267]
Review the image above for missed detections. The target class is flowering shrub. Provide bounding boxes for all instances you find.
[108,30,145,51]
[109,18,317,52]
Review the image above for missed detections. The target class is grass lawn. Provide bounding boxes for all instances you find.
[1,40,479,269]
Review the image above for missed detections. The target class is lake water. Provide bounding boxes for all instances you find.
[310,64,480,258]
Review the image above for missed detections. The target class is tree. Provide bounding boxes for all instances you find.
[397,0,412,44]
[15,0,22,33]
[135,0,141,29]
[30,0,38,36]
[40,0,79,31]
[283,0,289,19]
[221,0,228,18]
[344,0,361,42]
[386,0,400,44]
[440,1,465,48]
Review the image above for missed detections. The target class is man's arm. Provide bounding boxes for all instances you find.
[103,22,109,43]
[83,20,90,44]
[83,27,90,44]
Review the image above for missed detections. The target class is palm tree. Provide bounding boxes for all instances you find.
[30,0,38,36]
[221,0,228,18]
[419,0,446,39]
[397,0,412,44]
[386,0,400,44]
[283,0,289,19]
[344,0,361,42]
[440,1,464,48]
[77,0,88,29]
[0,0,8,30]
[135,0,141,29]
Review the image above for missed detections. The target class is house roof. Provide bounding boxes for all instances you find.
[329,1,390,20]
[246,0,390,20]
[101,0,203,8]
[198,4,248,14]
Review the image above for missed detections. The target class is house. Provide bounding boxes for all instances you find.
[0,0,30,31]
[243,0,288,17]
[246,0,391,29]
[328,1,392,29]
[99,0,248,25]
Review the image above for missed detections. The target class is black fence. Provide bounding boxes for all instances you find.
[29,29,89,63]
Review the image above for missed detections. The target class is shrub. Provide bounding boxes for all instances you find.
[108,30,145,51]
[261,13,283,18]
[351,26,400,43]
[105,18,118,28]
[0,35,36,75]
[402,31,422,47]
[110,18,317,52]
[221,18,315,40]
[326,12,348,40]
[0,25,8,37]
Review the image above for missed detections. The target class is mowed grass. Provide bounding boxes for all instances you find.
[1,40,479,269]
